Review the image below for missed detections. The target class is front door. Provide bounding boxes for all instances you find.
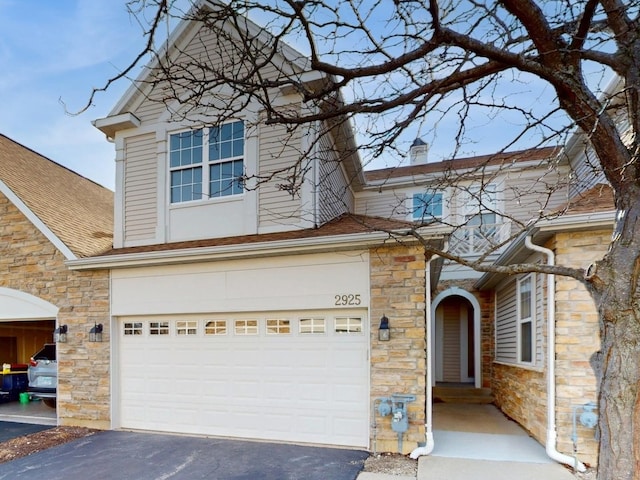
[435,296,474,383]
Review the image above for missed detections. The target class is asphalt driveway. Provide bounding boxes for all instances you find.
[0,429,369,480]
[0,421,52,443]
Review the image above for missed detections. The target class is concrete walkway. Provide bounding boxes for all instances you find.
[418,404,577,479]
[359,404,579,480]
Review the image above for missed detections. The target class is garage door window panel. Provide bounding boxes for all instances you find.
[299,318,325,334]
[235,319,258,335]
[335,317,363,333]
[177,320,198,336]
[266,319,290,335]
[124,322,143,335]
[205,320,227,335]
[150,322,169,335]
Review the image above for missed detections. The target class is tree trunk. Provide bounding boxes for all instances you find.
[596,306,640,479]
[591,198,640,480]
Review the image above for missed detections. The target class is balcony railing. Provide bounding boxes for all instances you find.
[448,222,511,257]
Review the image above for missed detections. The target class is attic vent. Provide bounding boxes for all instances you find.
[410,138,429,165]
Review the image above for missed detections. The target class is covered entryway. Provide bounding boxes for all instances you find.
[431,288,481,388]
[116,310,369,447]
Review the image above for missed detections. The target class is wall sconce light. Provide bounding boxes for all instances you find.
[379,314,390,341]
[89,323,103,343]
[54,325,68,343]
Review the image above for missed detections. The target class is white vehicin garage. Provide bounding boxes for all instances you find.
[111,252,370,447]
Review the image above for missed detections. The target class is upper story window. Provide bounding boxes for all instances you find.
[169,120,244,203]
[412,190,443,222]
[465,184,497,226]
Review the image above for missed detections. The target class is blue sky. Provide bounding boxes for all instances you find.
[0,0,146,190]
[0,1,567,192]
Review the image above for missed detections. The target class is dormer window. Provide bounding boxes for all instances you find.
[169,120,244,203]
[412,190,443,222]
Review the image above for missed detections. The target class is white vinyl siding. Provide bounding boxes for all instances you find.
[258,121,303,228]
[132,22,256,125]
[568,147,607,198]
[355,190,415,220]
[495,270,545,368]
[317,130,352,223]
[123,133,158,244]
[495,281,517,363]
[501,167,570,226]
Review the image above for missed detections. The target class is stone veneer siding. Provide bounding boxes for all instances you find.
[369,245,426,453]
[0,195,110,429]
[493,230,606,467]
[552,230,604,466]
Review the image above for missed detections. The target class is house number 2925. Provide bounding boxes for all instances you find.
[334,294,361,306]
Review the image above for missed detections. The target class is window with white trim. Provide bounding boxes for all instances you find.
[235,319,258,335]
[335,317,363,333]
[124,322,143,335]
[149,321,169,335]
[176,320,198,336]
[465,183,497,227]
[300,318,325,334]
[266,319,291,335]
[412,190,443,222]
[517,274,534,364]
[169,120,244,203]
[205,320,227,335]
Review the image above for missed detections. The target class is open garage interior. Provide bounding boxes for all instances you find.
[0,319,57,425]
[0,320,54,364]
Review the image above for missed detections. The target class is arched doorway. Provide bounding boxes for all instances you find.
[0,287,58,364]
[431,288,481,388]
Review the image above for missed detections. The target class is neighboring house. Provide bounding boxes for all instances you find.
[61,0,607,468]
[0,134,113,426]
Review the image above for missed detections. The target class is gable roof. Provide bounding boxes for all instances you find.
[0,134,113,259]
[364,146,560,183]
[94,0,365,189]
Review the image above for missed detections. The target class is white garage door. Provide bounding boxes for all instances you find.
[117,310,369,447]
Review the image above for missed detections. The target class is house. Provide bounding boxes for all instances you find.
[62,0,608,468]
[0,134,113,425]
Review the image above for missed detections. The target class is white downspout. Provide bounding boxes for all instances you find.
[524,236,586,472]
[410,254,436,459]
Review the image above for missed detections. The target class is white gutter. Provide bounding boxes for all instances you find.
[524,236,586,472]
[410,254,437,459]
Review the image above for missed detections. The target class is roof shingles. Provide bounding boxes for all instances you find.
[0,134,114,258]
